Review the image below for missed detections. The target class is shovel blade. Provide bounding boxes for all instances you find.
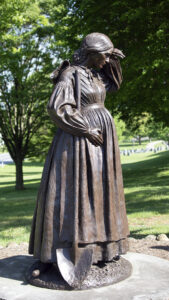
[56,247,93,288]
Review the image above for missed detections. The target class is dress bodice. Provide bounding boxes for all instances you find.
[47,63,122,137]
[74,66,106,108]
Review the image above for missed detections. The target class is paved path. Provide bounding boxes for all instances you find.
[0,252,169,300]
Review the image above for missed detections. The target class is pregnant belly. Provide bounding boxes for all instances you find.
[81,103,113,133]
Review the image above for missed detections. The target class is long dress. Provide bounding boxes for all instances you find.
[29,62,129,264]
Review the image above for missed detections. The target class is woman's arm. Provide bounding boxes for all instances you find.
[100,49,125,92]
[48,69,90,136]
[47,67,103,145]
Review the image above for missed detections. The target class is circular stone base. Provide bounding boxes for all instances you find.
[26,257,132,290]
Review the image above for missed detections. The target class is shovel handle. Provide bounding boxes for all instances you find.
[75,70,81,111]
[74,69,81,249]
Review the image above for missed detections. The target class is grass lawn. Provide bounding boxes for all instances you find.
[0,151,169,246]
[0,162,43,246]
[119,140,166,151]
[119,141,148,150]
[121,151,169,238]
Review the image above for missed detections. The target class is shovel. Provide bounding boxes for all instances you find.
[56,69,93,288]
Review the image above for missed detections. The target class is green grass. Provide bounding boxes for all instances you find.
[121,151,169,238]
[119,141,148,150]
[119,140,167,151]
[0,162,43,246]
[0,151,169,246]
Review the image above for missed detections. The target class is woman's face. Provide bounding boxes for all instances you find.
[88,49,113,69]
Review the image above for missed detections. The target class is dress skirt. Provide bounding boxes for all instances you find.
[29,103,129,264]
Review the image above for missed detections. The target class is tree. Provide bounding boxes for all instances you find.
[124,113,150,144]
[122,113,169,145]
[0,0,55,189]
[113,114,126,142]
[142,119,169,145]
[2,0,169,188]
[50,0,169,127]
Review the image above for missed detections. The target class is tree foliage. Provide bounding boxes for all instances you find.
[0,0,56,189]
[50,0,169,126]
[1,0,169,189]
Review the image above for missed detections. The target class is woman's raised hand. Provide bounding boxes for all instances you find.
[111,48,125,60]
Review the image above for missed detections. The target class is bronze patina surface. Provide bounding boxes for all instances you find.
[28,32,130,288]
[26,257,132,290]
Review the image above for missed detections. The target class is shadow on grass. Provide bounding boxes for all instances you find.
[24,161,44,167]
[129,231,148,239]
[119,141,148,148]
[0,186,38,236]
[0,196,36,214]
[0,222,32,240]
[0,161,43,168]
[0,179,41,188]
[0,162,42,243]
[123,151,169,182]
[0,198,35,237]
[0,180,40,195]
[122,151,169,215]
[151,245,169,251]
[0,172,42,177]
[1,151,169,241]
[126,193,169,215]
[130,228,169,239]
[0,174,16,178]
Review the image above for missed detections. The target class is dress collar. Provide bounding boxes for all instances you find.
[72,64,102,83]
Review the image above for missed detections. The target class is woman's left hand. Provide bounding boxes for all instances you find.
[86,128,103,147]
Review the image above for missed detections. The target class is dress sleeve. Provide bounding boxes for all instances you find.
[100,58,123,92]
[47,70,90,136]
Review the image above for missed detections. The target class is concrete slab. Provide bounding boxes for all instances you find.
[0,252,169,300]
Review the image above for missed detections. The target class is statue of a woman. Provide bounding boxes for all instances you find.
[29,32,129,287]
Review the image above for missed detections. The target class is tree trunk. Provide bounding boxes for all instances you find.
[138,136,142,145]
[15,155,24,190]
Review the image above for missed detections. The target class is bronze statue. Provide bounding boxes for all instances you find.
[28,32,130,289]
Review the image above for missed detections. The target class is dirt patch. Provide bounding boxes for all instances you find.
[129,238,169,261]
[0,238,169,261]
